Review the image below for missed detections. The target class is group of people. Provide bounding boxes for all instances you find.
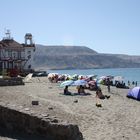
[64,85,86,95]
[64,84,110,108]
[128,81,137,87]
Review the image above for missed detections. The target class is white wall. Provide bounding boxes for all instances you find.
[24,47,35,69]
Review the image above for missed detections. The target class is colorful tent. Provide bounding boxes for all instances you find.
[127,87,140,101]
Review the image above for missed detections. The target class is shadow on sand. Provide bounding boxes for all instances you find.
[0,127,51,140]
[60,92,91,96]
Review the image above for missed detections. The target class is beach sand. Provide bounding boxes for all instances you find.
[0,77,140,140]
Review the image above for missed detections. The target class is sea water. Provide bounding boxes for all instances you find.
[48,68,140,86]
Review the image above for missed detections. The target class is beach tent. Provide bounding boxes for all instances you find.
[127,87,140,101]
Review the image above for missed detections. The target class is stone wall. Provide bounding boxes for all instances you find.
[0,105,83,140]
[0,77,24,86]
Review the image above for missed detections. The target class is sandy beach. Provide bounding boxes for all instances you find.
[0,77,140,140]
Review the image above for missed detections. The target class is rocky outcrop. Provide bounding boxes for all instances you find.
[0,104,83,140]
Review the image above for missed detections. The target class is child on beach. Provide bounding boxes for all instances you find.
[96,88,110,99]
[95,88,110,107]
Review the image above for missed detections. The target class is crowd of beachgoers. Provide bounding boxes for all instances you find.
[47,72,138,89]
[46,72,139,104]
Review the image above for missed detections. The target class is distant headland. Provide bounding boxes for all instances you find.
[33,44,140,70]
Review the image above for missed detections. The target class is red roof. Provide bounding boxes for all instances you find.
[0,39,35,49]
[0,39,23,48]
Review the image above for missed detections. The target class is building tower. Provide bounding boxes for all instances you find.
[25,33,33,45]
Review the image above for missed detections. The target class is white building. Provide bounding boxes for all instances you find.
[0,31,35,76]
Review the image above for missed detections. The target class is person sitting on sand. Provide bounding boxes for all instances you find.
[78,85,86,94]
[64,86,71,95]
[96,88,110,99]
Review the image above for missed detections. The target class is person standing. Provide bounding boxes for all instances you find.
[128,80,130,86]
[135,81,137,87]
[106,78,110,93]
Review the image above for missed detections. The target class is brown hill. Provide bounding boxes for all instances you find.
[33,45,140,69]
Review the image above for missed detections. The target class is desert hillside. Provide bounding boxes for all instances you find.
[33,45,140,69]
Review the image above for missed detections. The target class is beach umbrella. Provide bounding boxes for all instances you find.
[72,79,87,86]
[88,80,96,85]
[99,75,113,80]
[99,76,107,80]
[85,75,97,81]
[69,74,78,80]
[127,87,140,101]
[106,75,114,80]
[87,75,97,78]
[60,80,74,88]
[78,75,85,79]
[114,76,124,81]
[48,73,58,78]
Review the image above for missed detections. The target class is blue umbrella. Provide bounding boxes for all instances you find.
[60,80,74,88]
[127,87,140,101]
[72,79,87,86]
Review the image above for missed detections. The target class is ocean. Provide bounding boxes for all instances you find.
[48,68,140,86]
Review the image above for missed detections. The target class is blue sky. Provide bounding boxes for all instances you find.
[0,0,140,55]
